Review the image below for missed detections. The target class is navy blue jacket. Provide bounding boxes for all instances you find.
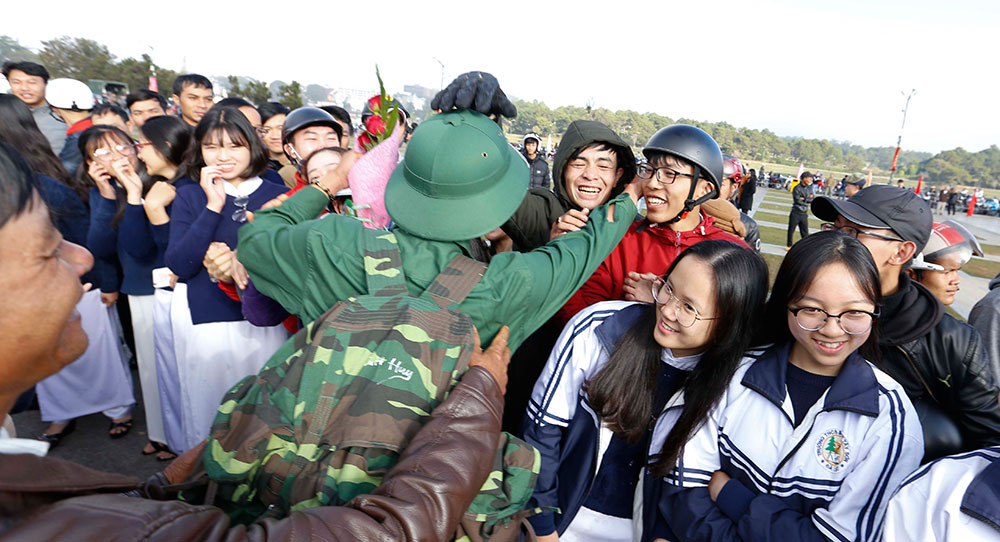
[38,175,118,293]
[523,301,691,536]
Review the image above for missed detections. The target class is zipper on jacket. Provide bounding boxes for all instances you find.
[767,411,822,492]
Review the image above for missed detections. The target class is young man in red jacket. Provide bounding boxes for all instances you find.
[556,124,749,323]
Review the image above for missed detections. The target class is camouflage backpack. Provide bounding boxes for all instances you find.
[195,230,542,538]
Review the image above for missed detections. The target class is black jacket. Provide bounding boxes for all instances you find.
[522,150,551,191]
[791,182,818,213]
[739,212,761,252]
[877,273,1000,461]
[501,121,636,251]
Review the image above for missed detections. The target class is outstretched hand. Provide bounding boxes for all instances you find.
[468,325,512,394]
[431,71,517,119]
[623,271,658,303]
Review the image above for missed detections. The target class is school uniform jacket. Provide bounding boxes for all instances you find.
[647,342,923,542]
[523,300,698,536]
[882,446,1000,541]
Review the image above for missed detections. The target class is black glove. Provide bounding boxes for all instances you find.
[431,71,517,119]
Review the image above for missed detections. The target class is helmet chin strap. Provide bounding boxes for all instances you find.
[664,166,719,224]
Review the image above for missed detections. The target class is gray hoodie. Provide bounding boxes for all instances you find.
[968,272,1000,384]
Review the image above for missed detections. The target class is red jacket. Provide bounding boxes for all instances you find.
[556,212,749,323]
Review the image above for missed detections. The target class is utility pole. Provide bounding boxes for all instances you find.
[433,57,445,90]
[887,89,916,185]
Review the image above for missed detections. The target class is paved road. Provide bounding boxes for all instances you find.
[749,187,997,318]
[12,366,164,480]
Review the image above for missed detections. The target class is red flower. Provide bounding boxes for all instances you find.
[357,132,374,151]
[365,115,387,137]
[367,95,382,111]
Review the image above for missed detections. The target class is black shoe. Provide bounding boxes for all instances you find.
[38,419,76,447]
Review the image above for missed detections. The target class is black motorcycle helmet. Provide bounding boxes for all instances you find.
[282,107,343,145]
[642,124,723,224]
[362,97,410,126]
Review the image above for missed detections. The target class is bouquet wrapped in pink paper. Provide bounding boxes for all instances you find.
[346,67,403,230]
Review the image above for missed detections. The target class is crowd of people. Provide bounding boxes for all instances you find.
[1,60,999,541]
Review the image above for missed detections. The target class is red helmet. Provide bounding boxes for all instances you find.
[911,220,984,271]
[722,154,744,184]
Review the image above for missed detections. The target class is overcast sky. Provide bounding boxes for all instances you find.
[7,0,997,154]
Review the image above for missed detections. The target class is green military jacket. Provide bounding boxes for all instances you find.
[238,187,637,351]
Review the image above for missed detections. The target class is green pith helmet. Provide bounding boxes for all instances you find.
[385,110,528,241]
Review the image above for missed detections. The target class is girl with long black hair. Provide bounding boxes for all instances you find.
[651,232,923,542]
[83,124,165,449]
[523,240,769,542]
[165,107,288,451]
[100,115,194,459]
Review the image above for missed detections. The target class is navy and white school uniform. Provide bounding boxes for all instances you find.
[644,342,923,542]
[882,447,1000,541]
[147,177,194,453]
[88,188,166,445]
[35,176,134,424]
[165,176,289,451]
[524,301,697,541]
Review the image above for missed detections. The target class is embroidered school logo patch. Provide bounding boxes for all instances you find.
[815,430,850,473]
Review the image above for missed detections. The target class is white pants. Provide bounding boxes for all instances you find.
[129,294,165,443]
[37,289,135,422]
[179,318,288,451]
[561,506,633,542]
[154,288,184,452]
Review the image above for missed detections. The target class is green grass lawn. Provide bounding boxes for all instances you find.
[758,225,795,247]
[963,258,1000,280]
[980,243,1000,257]
[753,211,824,230]
[761,252,784,288]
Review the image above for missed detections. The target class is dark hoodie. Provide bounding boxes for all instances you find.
[501,121,636,251]
[969,272,1000,384]
[879,272,943,346]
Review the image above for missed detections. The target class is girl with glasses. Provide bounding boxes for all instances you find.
[649,231,923,542]
[32,125,140,446]
[165,107,288,451]
[523,241,769,542]
[106,115,195,459]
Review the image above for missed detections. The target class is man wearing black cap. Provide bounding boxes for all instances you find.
[843,175,865,198]
[787,171,818,250]
[812,185,1000,461]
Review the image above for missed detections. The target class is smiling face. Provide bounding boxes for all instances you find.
[787,262,876,376]
[0,193,94,397]
[562,144,623,210]
[305,149,343,183]
[136,135,171,177]
[643,153,714,224]
[7,69,46,108]
[652,255,717,357]
[202,129,251,182]
[87,131,140,174]
[287,125,340,165]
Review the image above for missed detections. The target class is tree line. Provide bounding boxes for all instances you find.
[3,35,997,187]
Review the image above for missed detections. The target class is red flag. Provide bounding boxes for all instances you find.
[915,174,922,194]
[866,170,872,186]
[891,147,901,172]
[797,163,804,178]
[149,76,158,93]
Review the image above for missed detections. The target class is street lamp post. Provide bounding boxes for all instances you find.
[433,57,445,91]
[887,89,917,185]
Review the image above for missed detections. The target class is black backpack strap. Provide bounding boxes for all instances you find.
[423,255,487,309]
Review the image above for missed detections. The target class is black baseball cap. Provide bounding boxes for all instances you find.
[811,185,932,253]
[844,174,866,187]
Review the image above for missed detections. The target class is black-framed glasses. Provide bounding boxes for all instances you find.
[820,223,905,243]
[788,306,879,335]
[232,195,249,224]
[651,278,717,328]
[92,144,137,162]
[636,164,696,184]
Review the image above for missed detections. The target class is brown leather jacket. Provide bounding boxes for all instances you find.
[0,366,502,541]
